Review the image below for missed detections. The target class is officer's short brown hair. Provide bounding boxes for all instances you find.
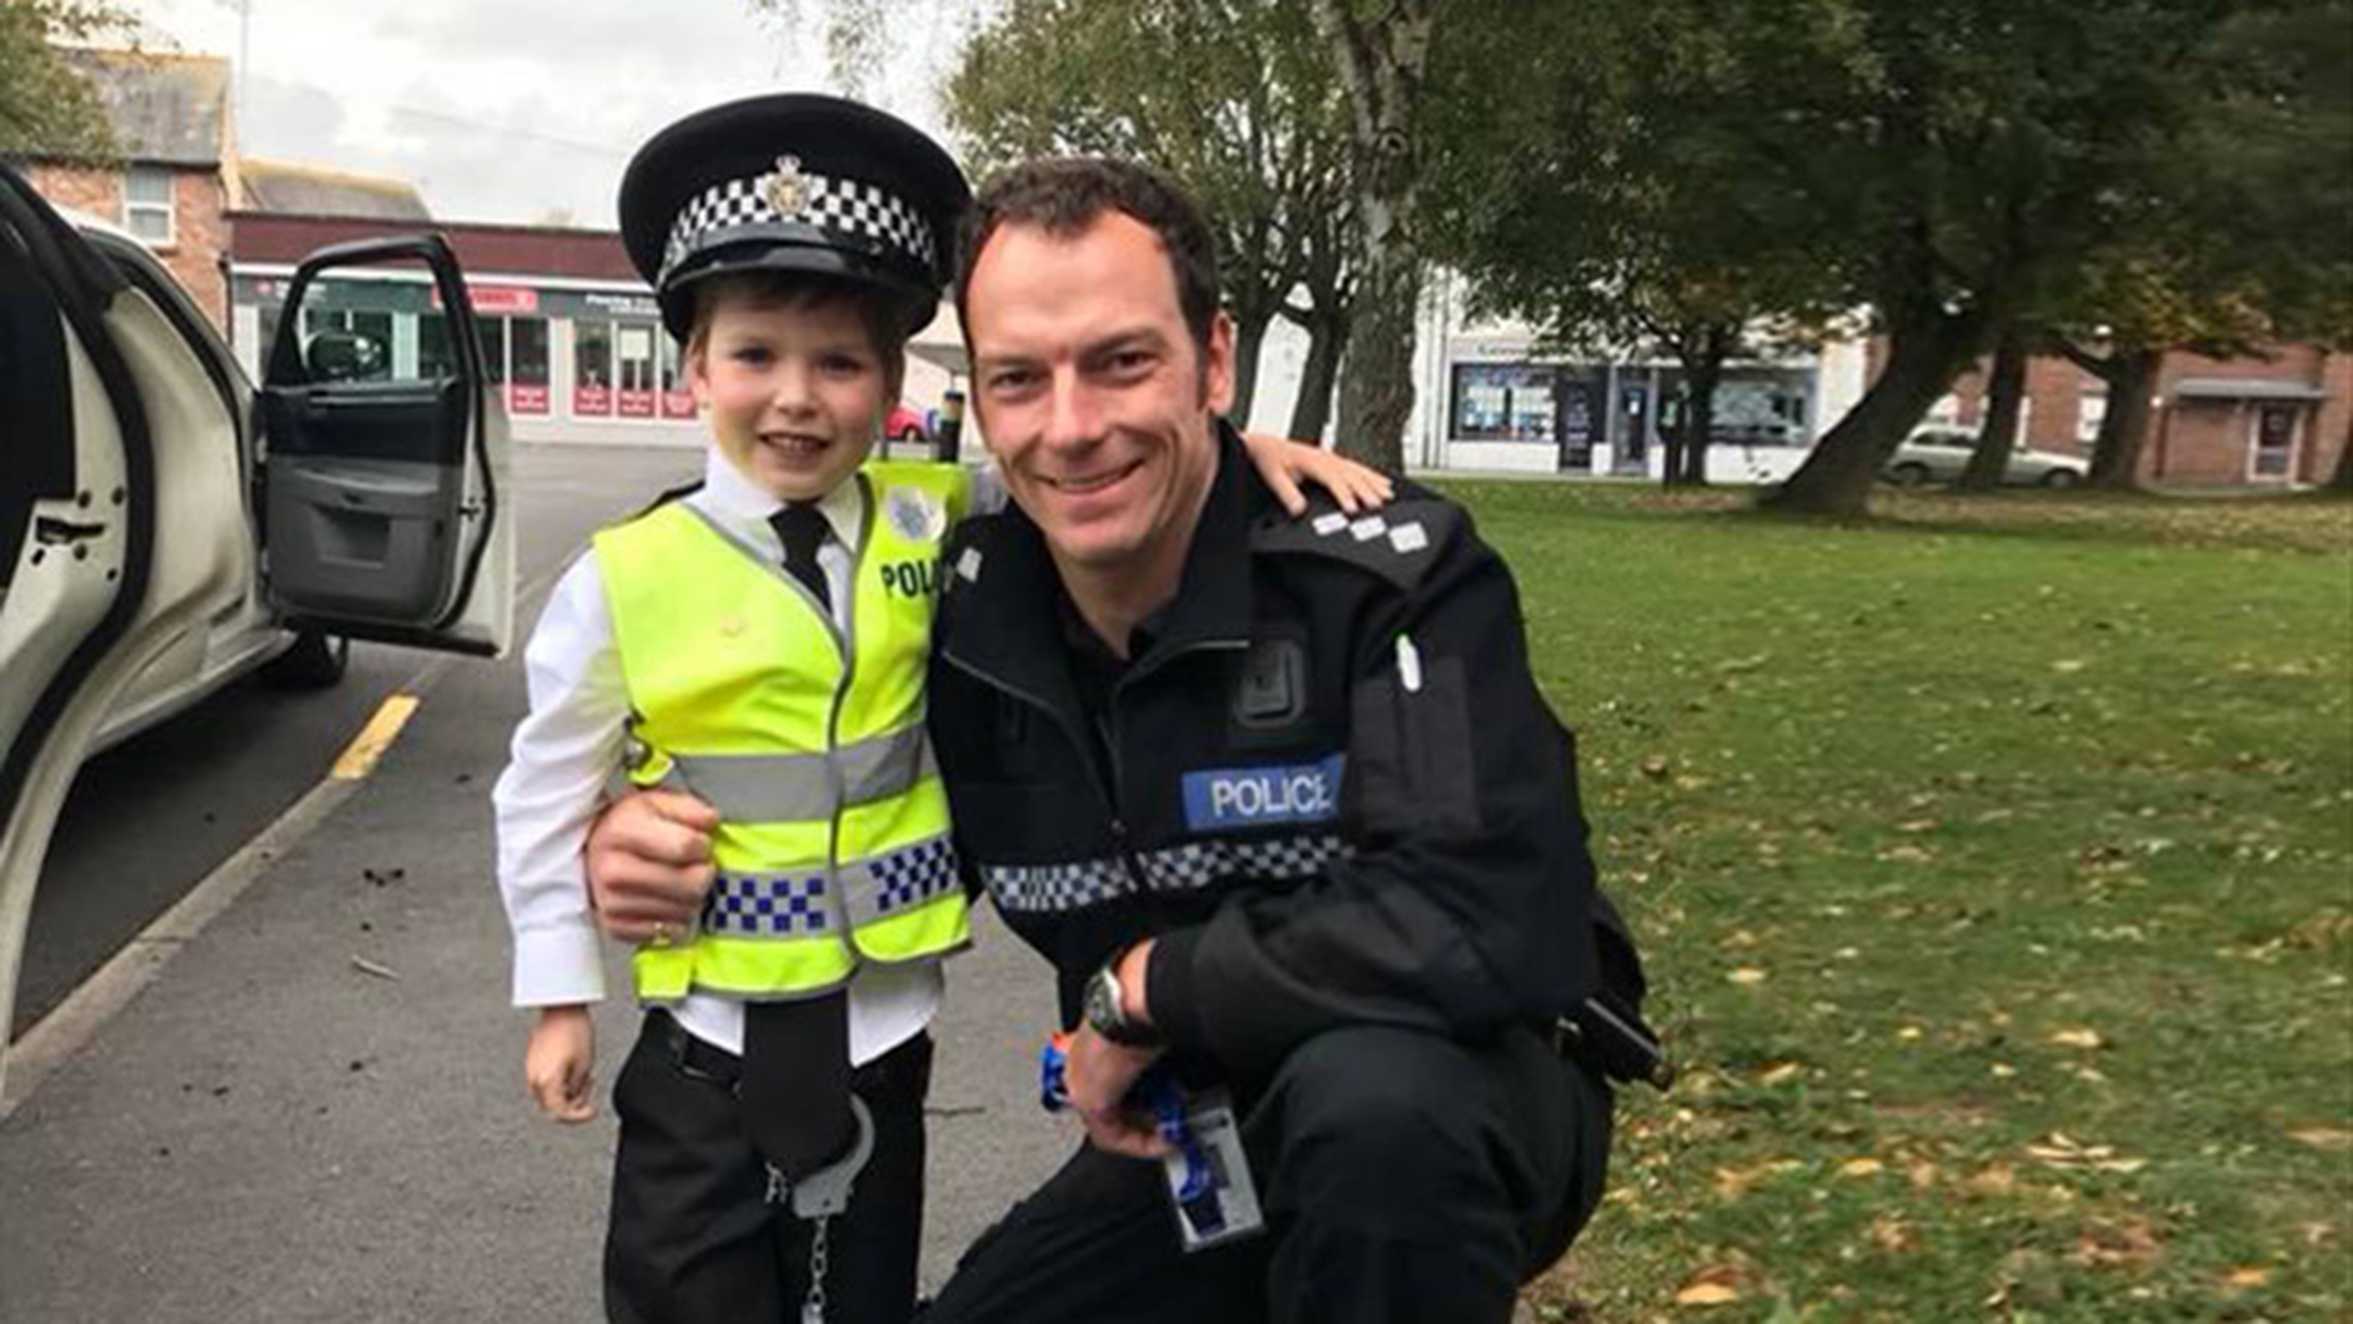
[953,157,1221,353]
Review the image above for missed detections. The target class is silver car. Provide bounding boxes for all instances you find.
[1885,427,2089,488]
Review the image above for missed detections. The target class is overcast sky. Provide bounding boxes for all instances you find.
[125,0,974,228]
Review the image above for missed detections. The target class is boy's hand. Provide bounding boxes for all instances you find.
[1241,431,1395,517]
[587,789,719,945]
[525,1005,597,1124]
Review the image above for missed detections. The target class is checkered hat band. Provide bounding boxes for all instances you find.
[702,870,833,937]
[660,167,937,286]
[984,834,1353,914]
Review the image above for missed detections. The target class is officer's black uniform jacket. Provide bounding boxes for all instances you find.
[928,425,1603,1089]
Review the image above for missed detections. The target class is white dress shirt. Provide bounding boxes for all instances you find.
[492,449,1003,1062]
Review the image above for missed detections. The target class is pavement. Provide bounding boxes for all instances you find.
[0,444,1075,1320]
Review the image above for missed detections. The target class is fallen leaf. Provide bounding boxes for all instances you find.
[1897,818,1940,833]
[349,955,401,981]
[2048,1027,2106,1050]
[1673,1278,1741,1307]
[1838,1157,1885,1178]
[1966,1164,2018,1197]
[2222,1266,2271,1288]
[2052,658,2088,673]
[1908,1162,1941,1190]
[1870,1214,1918,1253]
[2072,1218,2164,1269]
[1640,755,1671,779]
[1758,1062,1803,1087]
[1727,967,1767,985]
[1895,1025,1924,1041]
[2288,1127,2353,1151]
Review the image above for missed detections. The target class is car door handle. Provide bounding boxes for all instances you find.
[34,516,107,545]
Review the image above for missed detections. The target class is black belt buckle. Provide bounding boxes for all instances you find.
[1559,996,1673,1091]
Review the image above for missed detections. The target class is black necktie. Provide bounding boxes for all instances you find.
[769,503,832,611]
[742,501,855,1184]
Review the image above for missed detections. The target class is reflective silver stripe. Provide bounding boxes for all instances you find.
[839,724,940,805]
[985,834,1353,913]
[663,725,935,823]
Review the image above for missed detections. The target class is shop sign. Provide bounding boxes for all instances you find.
[618,389,656,418]
[575,383,613,416]
[509,382,551,415]
[662,390,698,420]
[435,284,540,315]
[582,290,662,319]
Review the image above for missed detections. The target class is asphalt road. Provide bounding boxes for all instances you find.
[0,442,1077,1319]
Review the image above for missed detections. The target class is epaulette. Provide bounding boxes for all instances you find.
[1250,495,1460,592]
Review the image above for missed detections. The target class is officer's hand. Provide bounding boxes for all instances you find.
[525,1005,596,1124]
[586,789,718,945]
[1064,1026,1171,1160]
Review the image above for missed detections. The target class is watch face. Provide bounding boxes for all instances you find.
[1085,967,1121,1033]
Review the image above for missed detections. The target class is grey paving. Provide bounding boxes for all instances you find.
[1,443,1075,1319]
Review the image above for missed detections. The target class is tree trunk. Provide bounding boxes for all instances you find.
[2332,407,2353,492]
[1311,0,1433,474]
[1228,307,1271,428]
[2087,348,2161,490]
[1766,307,1987,515]
[1660,426,1686,490]
[1286,314,1346,443]
[1678,357,1722,487]
[1958,323,2028,491]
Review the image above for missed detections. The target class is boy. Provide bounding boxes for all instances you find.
[493,95,1386,1324]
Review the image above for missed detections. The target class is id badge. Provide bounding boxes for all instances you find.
[1161,1090,1264,1252]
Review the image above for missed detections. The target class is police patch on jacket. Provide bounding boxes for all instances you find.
[1181,754,1345,832]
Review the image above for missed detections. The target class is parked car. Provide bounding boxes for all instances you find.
[1884,427,2089,488]
[885,402,929,444]
[0,163,514,1090]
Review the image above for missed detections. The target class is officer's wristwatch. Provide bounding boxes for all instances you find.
[1083,948,1162,1047]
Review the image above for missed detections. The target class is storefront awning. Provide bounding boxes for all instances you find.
[909,339,969,377]
[2171,376,2330,402]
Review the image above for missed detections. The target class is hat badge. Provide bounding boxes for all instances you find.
[764,155,811,217]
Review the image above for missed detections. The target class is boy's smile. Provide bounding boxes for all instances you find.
[690,291,889,504]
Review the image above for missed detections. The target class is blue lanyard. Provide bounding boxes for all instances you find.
[1039,1034,1214,1202]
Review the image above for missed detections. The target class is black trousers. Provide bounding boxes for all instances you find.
[923,1023,1614,1324]
[604,1011,933,1324]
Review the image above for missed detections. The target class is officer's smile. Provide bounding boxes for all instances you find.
[1042,458,1144,497]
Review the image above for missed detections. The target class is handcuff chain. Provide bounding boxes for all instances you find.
[801,1215,830,1324]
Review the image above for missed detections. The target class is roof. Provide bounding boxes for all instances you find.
[237,158,431,221]
[2172,376,2331,402]
[228,210,640,282]
[60,49,229,166]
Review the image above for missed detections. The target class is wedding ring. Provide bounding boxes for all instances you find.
[651,922,675,948]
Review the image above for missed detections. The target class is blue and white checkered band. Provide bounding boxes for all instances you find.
[703,870,833,937]
[659,156,938,286]
[871,837,960,914]
[984,834,1353,913]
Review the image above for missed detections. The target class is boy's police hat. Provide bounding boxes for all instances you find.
[619,94,969,341]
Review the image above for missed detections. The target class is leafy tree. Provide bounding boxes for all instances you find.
[1424,0,1845,486]
[1683,0,2283,515]
[0,1,140,164]
[942,0,1357,432]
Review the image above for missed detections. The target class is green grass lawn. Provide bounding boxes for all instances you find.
[1452,483,2353,1322]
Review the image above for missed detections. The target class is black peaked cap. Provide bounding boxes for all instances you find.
[618,94,970,341]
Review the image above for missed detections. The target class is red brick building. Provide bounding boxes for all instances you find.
[16,50,236,328]
[1935,344,2350,487]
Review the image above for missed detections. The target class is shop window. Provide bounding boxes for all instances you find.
[475,316,509,385]
[510,317,550,414]
[616,321,657,417]
[1451,363,1556,441]
[660,334,697,419]
[416,312,458,383]
[575,320,614,415]
[123,166,173,245]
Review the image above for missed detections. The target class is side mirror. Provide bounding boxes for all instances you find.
[305,329,387,382]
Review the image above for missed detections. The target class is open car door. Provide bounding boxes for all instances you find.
[255,235,513,656]
[0,166,251,1096]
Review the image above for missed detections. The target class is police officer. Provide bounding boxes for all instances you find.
[587,155,1649,1323]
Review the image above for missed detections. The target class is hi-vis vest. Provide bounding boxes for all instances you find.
[594,463,972,1002]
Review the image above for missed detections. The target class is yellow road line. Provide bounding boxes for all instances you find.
[330,693,422,780]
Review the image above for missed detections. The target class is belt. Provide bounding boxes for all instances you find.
[650,1009,932,1097]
